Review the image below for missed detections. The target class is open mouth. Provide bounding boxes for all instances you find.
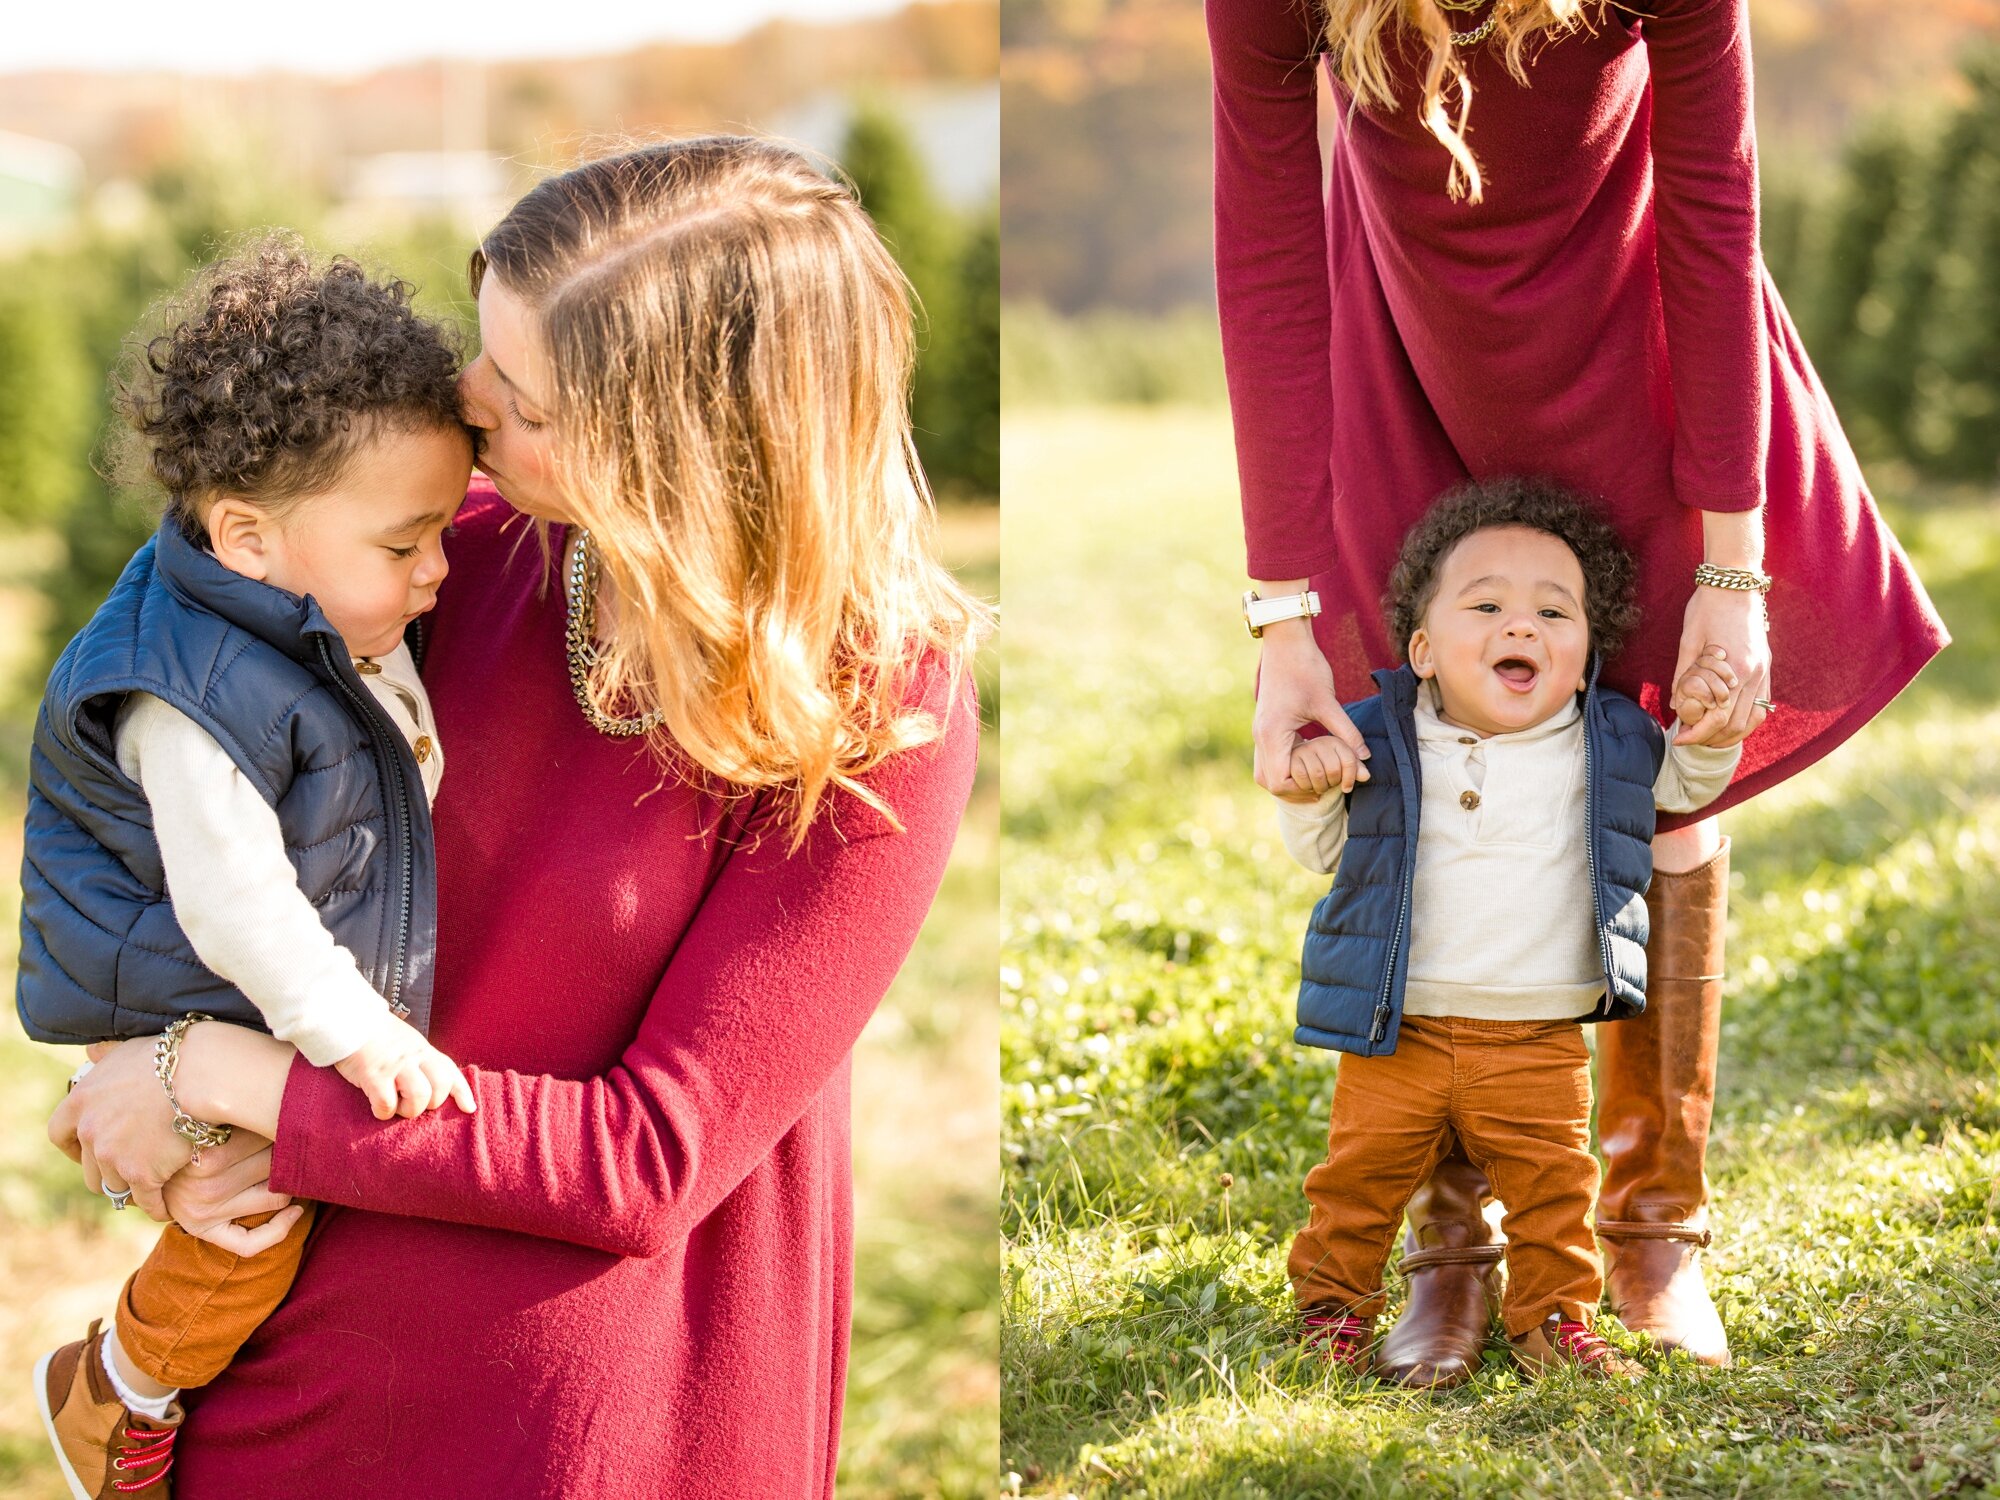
[1493,656,1540,691]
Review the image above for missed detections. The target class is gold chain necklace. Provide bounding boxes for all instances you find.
[1448,2,1499,46]
[564,530,664,738]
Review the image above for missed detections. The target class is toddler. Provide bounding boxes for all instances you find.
[1274,477,1743,1382]
[18,236,475,1497]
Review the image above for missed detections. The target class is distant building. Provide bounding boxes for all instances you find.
[767,83,999,209]
[0,129,83,249]
[339,149,512,233]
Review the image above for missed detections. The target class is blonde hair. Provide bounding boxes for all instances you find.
[472,136,989,849]
[1321,0,1597,202]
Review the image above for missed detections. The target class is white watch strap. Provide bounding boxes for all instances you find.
[1245,590,1321,634]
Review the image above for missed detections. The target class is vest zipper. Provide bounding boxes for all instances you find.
[1369,695,1418,1050]
[317,637,416,1019]
[1582,684,1616,1002]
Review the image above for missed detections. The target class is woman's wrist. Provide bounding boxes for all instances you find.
[1255,614,1318,647]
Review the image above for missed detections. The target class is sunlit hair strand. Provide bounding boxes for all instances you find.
[471,136,990,849]
[1320,0,1598,202]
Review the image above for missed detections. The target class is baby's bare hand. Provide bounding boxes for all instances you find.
[188,1203,307,1256]
[1283,734,1367,801]
[334,1016,475,1120]
[1673,644,1739,745]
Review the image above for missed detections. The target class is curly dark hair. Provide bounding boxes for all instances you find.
[1384,476,1642,664]
[111,232,468,542]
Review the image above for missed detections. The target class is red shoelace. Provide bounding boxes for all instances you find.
[1551,1320,1615,1370]
[111,1423,176,1493]
[1302,1311,1373,1369]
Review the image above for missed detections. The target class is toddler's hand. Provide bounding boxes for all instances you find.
[334,1014,475,1120]
[1282,733,1369,802]
[1672,644,1740,746]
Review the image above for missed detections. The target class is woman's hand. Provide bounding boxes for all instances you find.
[49,1021,298,1225]
[1254,617,1368,802]
[163,1130,305,1255]
[48,1035,193,1222]
[1673,586,1771,748]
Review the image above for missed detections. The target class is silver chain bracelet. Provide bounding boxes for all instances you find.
[154,1014,233,1164]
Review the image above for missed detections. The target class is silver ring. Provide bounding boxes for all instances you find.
[102,1183,133,1211]
[1753,698,1774,711]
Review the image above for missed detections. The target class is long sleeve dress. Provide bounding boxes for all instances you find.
[1208,0,1947,826]
[172,485,980,1498]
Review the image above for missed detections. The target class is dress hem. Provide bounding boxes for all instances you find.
[1655,624,1948,834]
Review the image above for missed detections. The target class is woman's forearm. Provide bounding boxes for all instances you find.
[1701,508,1765,571]
[271,672,978,1259]
[175,1022,296,1140]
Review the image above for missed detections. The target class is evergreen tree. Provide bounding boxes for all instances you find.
[1787,115,1916,400]
[1757,156,1820,316]
[1906,49,2000,479]
[933,205,999,497]
[1842,97,1982,462]
[839,100,966,495]
[0,280,94,530]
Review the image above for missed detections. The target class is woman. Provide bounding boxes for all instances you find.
[50,137,986,1496]
[1208,0,1945,1382]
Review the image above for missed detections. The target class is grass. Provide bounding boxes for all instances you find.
[0,502,999,1500]
[1000,406,2000,1499]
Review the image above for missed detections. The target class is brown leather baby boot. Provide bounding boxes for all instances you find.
[1596,840,1731,1367]
[1373,1139,1503,1388]
[35,1319,181,1497]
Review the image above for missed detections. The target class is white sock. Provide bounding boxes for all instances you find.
[99,1334,179,1421]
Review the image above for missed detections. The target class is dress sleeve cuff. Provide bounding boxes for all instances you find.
[1244,542,1336,581]
[269,1052,339,1199]
[1673,475,1765,513]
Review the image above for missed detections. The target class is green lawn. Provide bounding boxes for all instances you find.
[0,505,998,1500]
[1000,406,2000,1498]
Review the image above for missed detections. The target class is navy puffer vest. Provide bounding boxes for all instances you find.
[15,524,436,1044]
[1295,662,1665,1057]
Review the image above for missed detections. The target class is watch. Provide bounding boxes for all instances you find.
[1242,589,1322,639]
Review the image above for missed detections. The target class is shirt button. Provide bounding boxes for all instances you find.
[414,736,433,763]
[353,659,383,676]
[1460,790,1480,811]
[1458,736,1477,745]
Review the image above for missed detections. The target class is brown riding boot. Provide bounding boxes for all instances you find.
[1596,840,1731,1367]
[1373,1139,1503,1388]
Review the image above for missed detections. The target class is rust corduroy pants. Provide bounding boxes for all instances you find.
[1288,1015,1602,1338]
[116,1204,317,1388]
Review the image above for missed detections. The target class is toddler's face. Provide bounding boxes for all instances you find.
[1407,525,1591,738]
[211,423,473,659]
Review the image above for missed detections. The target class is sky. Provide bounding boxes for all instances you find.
[0,1,911,77]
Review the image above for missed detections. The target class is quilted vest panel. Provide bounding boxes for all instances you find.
[1296,663,1665,1057]
[15,524,436,1044]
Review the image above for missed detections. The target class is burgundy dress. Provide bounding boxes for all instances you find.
[1208,0,1946,825]
[173,486,979,1498]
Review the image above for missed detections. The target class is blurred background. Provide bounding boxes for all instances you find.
[1000,3,2000,1495]
[0,5,996,1498]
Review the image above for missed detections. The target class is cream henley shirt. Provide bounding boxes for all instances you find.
[110,642,443,1066]
[1276,684,1740,1020]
